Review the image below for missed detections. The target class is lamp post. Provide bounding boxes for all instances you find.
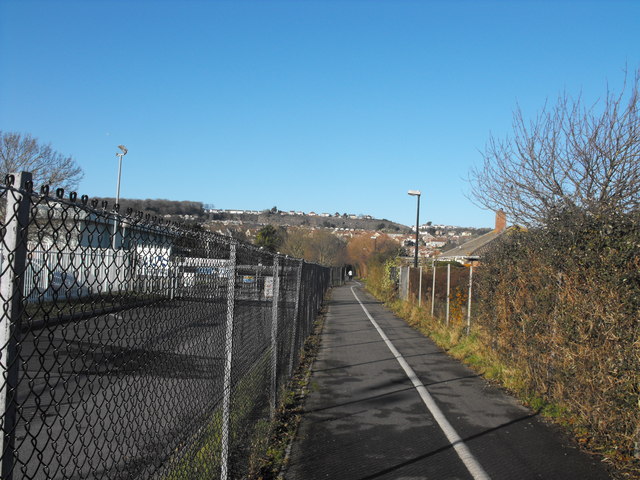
[408,190,421,267]
[112,145,128,249]
[115,145,128,208]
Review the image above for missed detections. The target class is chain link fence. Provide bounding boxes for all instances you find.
[0,172,337,480]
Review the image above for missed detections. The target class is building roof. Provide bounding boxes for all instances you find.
[437,228,506,261]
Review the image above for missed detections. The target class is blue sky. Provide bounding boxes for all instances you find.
[1,0,639,228]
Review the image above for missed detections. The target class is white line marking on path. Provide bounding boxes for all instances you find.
[350,285,491,480]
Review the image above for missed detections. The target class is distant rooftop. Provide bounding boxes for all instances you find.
[437,210,508,262]
[437,229,505,262]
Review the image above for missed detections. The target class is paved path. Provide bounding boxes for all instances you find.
[284,283,611,480]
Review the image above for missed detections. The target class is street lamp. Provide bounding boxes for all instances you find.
[408,190,421,267]
[115,145,128,207]
[113,145,128,249]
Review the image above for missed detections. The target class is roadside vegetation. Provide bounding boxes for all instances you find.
[364,69,640,479]
[247,302,328,479]
[364,214,640,479]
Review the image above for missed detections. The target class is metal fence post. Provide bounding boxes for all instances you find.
[431,260,436,317]
[466,265,474,335]
[446,263,451,326]
[1,172,32,480]
[220,241,237,480]
[418,266,423,307]
[288,259,304,377]
[270,255,281,418]
[400,266,409,301]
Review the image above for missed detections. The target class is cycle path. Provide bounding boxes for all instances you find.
[284,283,611,480]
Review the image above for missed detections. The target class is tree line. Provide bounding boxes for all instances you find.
[93,197,205,217]
[253,224,402,271]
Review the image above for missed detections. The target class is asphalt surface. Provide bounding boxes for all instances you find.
[285,283,612,480]
[13,296,274,479]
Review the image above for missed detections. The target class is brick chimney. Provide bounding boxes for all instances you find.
[495,210,507,232]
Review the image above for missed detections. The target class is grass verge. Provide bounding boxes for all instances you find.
[163,359,271,479]
[163,296,329,480]
[377,295,632,479]
[247,299,329,479]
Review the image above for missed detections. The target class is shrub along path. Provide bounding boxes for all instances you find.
[283,282,611,480]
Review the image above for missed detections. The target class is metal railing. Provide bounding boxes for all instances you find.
[397,263,477,332]
[0,172,336,479]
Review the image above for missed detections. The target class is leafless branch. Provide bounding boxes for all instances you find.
[469,69,640,226]
[0,131,84,191]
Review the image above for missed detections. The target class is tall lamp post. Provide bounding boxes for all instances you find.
[115,145,128,208]
[408,190,421,267]
[113,145,128,249]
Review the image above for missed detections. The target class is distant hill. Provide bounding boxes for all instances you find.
[91,199,489,237]
[93,197,204,218]
[206,209,412,233]
[90,198,410,231]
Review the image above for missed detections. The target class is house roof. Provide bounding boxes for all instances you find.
[437,228,506,261]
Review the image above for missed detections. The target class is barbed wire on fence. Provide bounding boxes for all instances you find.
[0,172,341,480]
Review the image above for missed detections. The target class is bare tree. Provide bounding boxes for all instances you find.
[280,228,348,265]
[469,69,640,226]
[280,228,308,259]
[0,131,83,190]
[306,230,347,266]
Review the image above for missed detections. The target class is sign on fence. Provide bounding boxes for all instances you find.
[264,276,274,298]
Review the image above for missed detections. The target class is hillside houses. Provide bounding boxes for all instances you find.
[205,208,374,220]
[141,203,492,263]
